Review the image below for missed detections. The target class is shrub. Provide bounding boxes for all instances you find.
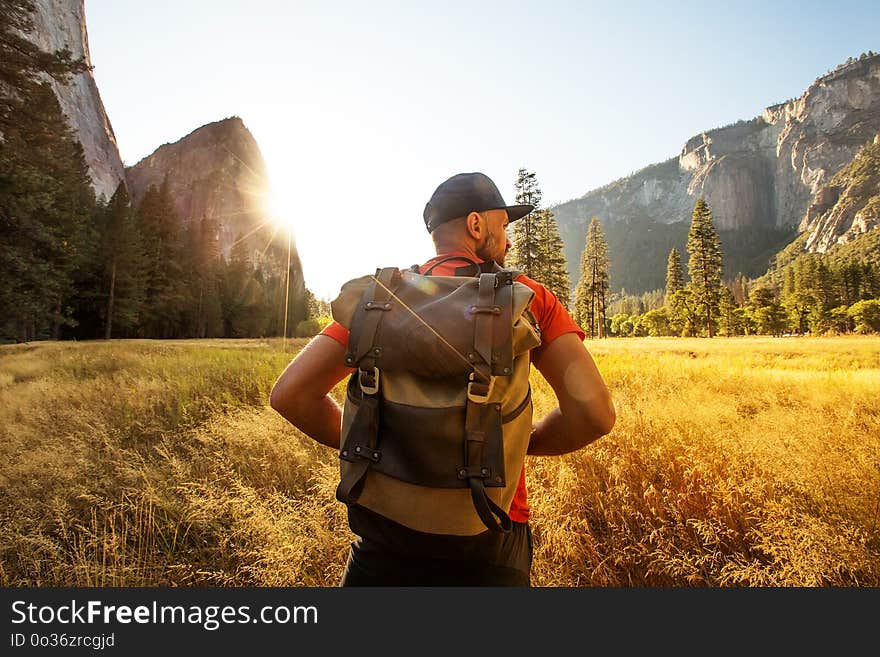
[294,316,332,338]
[610,313,633,337]
[639,308,669,337]
[847,299,880,333]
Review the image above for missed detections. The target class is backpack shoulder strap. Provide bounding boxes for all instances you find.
[344,267,401,372]
[422,255,480,276]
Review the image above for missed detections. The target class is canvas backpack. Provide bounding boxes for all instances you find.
[329,259,542,536]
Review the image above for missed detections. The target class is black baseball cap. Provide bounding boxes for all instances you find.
[423,172,534,232]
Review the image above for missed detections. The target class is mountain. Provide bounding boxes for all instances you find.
[800,135,880,252]
[24,2,304,284]
[23,0,126,200]
[125,117,289,265]
[553,53,880,294]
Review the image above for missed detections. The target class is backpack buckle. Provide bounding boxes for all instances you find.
[495,271,514,287]
[467,372,495,403]
[359,367,380,395]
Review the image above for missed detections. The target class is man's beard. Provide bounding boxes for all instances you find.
[477,227,506,265]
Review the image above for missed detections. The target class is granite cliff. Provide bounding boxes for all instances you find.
[800,134,880,252]
[554,54,880,293]
[24,2,303,289]
[125,117,306,305]
[24,0,126,200]
[125,118,281,261]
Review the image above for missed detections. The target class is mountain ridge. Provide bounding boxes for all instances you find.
[552,52,880,294]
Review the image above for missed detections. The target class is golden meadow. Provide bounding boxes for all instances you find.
[1,337,878,586]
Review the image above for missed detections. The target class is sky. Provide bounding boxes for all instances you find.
[84,0,880,300]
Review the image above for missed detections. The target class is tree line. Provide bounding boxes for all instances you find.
[506,165,880,338]
[598,201,880,337]
[0,0,313,343]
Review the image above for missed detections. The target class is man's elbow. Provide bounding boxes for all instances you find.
[268,382,282,411]
[269,381,297,416]
[580,395,616,442]
[594,396,616,436]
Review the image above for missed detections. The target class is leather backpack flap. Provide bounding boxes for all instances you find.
[332,271,540,374]
[509,281,542,355]
[331,269,540,348]
[329,273,374,330]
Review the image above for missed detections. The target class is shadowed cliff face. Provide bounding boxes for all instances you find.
[800,136,880,253]
[25,4,307,299]
[25,0,126,201]
[125,118,304,290]
[125,117,270,258]
[554,54,880,292]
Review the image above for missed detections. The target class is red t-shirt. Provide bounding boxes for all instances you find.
[320,251,585,523]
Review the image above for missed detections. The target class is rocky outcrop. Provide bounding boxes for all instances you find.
[552,54,880,291]
[24,0,126,200]
[772,56,880,231]
[800,137,880,252]
[22,2,307,300]
[125,117,302,282]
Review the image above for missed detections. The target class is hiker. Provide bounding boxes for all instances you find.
[270,172,615,586]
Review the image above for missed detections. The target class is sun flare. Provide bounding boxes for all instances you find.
[264,188,297,232]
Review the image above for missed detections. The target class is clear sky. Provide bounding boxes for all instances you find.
[84,0,879,300]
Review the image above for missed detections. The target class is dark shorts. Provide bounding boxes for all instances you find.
[339,521,533,587]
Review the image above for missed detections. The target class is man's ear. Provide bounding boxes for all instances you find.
[465,212,483,240]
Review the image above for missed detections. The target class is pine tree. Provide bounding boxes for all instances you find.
[0,0,88,135]
[136,177,191,337]
[574,216,610,338]
[196,215,223,337]
[507,168,542,278]
[863,263,880,300]
[534,209,572,309]
[731,272,749,306]
[685,198,724,337]
[507,169,571,306]
[747,287,787,336]
[220,236,263,337]
[669,287,700,337]
[0,1,96,340]
[718,287,739,337]
[183,215,224,338]
[664,248,684,306]
[100,184,146,338]
[0,82,95,340]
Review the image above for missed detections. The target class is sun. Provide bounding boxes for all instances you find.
[264,188,297,232]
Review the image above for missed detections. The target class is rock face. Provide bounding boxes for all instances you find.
[800,137,880,252]
[25,0,126,200]
[553,54,880,290]
[125,117,303,283]
[125,117,271,261]
[22,2,307,301]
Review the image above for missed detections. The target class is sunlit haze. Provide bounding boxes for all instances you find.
[85,1,879,299]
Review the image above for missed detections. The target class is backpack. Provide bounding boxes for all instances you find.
[329,259,541,536]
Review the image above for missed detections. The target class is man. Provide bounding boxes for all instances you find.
[270,172,615,586]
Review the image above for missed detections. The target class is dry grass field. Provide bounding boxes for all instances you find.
[1,336,878,586]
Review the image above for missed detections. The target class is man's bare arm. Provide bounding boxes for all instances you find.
[269,335,353,449]
[528,333,616,456]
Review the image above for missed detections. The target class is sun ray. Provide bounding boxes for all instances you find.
[220,143,268,186]
[208,208,266,221]
[259,223,283,259]
[228,216,279,249]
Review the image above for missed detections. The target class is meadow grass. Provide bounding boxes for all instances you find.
[1,336,878,586]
